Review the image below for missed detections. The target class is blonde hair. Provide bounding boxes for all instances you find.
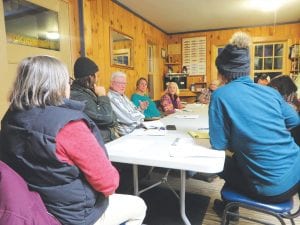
[9,55,69,110]
[167,82,180,95]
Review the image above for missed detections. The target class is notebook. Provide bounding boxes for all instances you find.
[188,131,209,139]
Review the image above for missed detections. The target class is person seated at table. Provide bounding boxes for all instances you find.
[160,82,185,114]
[70,56,118,143]
[131,77,161,120]
[256,73,270,85]
[268,75,300,146]
[108,71,146,136]
[0,55,147,225]
[197,80,220,104]
[268,74,300,112]
[210,32,300,216]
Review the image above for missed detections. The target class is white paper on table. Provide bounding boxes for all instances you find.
[171,137,194,146]
[142,120,165,129]
[174,115,199,119]
[130,128,166,136]
[144,129,166,136]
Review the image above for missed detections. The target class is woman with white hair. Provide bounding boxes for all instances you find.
[108,71,146,136]
[0,56,147,225]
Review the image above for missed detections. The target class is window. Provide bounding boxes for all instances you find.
[147,43,154,74]
[253,42,285,80]
[112,48,130,66]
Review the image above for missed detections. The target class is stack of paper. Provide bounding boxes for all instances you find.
[142,120,165,129]
[143,128,167,136]
[130,128,167,136]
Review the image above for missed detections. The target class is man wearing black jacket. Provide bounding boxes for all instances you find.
[71,57,119,143]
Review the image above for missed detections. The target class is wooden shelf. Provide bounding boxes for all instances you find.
[165,73,188,76]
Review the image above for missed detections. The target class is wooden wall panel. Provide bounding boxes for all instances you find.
[82,1,299,99]
[83,0,167,100]
[67,0,81,67]
[167,23,300,83]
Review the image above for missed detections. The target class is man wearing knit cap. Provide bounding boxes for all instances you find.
[70,56,118,143]
[210,32,300,216]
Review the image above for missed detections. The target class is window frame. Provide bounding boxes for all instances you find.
[252,40,288,79]
[147,42,155,75]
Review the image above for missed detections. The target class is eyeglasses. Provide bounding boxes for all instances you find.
[139,82,148,86]
[69,77,74,85]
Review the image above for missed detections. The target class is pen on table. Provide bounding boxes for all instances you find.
[171,137,180,146]
[198,127,209,130]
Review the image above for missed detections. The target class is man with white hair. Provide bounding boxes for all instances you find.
[108,71,147,136]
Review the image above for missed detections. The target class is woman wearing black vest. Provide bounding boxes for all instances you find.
[0,55,146,225]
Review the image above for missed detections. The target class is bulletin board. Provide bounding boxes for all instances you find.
[182,36,206,76]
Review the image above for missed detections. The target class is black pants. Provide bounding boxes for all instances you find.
[219,155,299,203]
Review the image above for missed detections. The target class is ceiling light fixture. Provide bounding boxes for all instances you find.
[247,0,288,12]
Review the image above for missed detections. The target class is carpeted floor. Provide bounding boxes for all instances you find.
[140,187,210,225]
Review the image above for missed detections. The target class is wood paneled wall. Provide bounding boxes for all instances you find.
[83,1,300,98]
[167,23,300,83]
[82,0,167,100]
[68,0,81,66]
[1,0,299,115]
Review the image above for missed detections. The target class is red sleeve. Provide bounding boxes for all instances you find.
[55,120,119,196]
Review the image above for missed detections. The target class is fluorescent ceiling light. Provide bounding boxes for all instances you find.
[246,0,288,12]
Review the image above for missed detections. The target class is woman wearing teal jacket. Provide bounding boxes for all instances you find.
[131,77,161,119]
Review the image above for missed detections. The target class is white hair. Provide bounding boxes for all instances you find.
[111,71,126,81]
[229,32,251,49]
[9,55,69,110]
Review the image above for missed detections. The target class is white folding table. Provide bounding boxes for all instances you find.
[105,104,225,225]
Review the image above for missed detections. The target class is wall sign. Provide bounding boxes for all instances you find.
[182,36,206,76]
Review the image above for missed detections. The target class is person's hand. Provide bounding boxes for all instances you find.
[94,84,106,96]
[139,100,149,110]
[164,105,173,112]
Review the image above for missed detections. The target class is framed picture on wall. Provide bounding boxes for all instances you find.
[161,48,166,58]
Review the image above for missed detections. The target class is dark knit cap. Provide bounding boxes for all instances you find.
[215,32,251,79]
[74,57,99,79]
[215,45,250,79]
